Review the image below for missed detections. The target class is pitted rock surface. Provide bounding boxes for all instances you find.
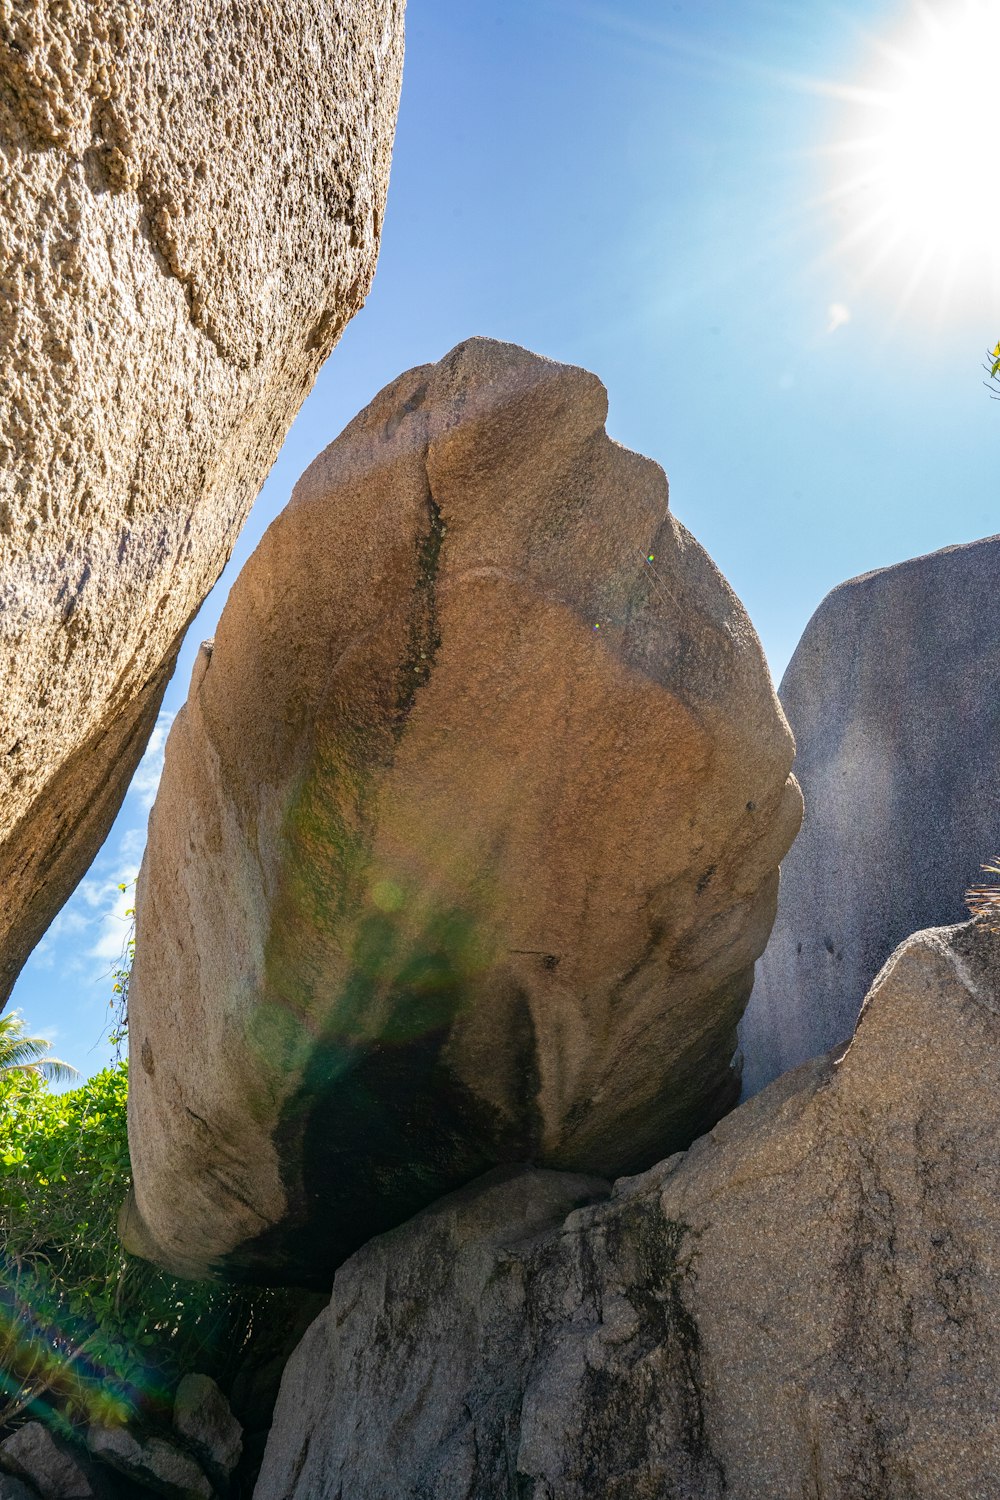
[172,1373,242,1484]
[125,337,801,1284]
[740,533,1000,1095]
[87,1426,211,1500]
[257,920,1000,1500]
[0,0,404,1005]
[0,1423,111,1499]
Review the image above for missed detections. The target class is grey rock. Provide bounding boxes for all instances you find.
[86,1428,211,1500]
[740,534,1000,1095]
[226,1290,328,1497]
[173,1375,241,1481]
[253,1169,612,1500]
[0,1475,39,1500]
[256,919,1000,1500]
[124,337,801,1286]
[0,1424,107,1499]
[0,0,404,1008]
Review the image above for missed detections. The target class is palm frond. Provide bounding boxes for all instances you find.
[3,1057,80,1084]
[0,1013,78,1082]
[35,1057,79,1084]
[967,858,1000,930]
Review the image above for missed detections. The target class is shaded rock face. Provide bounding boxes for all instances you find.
[87,1427,211,1500]
[0,1475,38,1500]
[0,1422,115,1499]
[740,534,1000,1096]
[257,920,1000,1500]
[172,1375,242,1489]
[125,337,801,1285]
[0,0,405,1005]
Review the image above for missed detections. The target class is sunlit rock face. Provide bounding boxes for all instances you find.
[0,0,405,1007]
[257,920,1000,1500]
[740,534,1000,1097]
[124,338,801,1286]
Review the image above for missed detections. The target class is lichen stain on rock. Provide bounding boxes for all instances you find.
[126,338,801,1285]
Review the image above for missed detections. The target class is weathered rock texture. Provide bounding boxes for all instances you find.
[172,1374,242,1489]
[0,1474,38,1500]
[0,0,405,1005]
[257,919,1000,1500]
[87,1426,211,1500]
[740,534,1000,1096]
[125,337,801,1284]
[0,1422,116,1499]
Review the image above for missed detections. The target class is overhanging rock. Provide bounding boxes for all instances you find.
[125,338,801,1285]
[0,0,405,1005]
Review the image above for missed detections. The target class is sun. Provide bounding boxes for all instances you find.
[828,0,1000,319]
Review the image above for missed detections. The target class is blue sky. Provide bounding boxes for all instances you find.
[15,0,1000,1076]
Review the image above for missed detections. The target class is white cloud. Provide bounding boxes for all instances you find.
[827,301,852,334]
[47,908,88,938]
[118,827,147,863]
[130,708,176,811]
[33,904,89,962]
[87,868,140,966]
[74,875,110,911]
[7,783,151,1065]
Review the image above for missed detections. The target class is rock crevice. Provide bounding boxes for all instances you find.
[257,919,1000,1500]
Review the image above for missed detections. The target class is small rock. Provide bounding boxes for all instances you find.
[173,1375,242,1480]
[0,1423,107,1498]
[87,1427,212,1500]
[0,1474,40,1500]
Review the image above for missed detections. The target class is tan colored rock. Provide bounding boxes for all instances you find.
[125,337,801,1284]
[257,919,1000,1500]
[0,0,405,1004]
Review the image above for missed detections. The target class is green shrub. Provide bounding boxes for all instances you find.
[0,1062,295,1435]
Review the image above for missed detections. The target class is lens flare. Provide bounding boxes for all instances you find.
[0,1254,158,1430]
[827,0,1000,318]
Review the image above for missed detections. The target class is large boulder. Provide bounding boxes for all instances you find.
[257,918,1000,1500]
[124,337,801,1284]
[0,0,404,1005]
[740,535,1000,1095]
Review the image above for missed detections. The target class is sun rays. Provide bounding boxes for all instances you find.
[819,0,1000,322]
[570,0,1000,330]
